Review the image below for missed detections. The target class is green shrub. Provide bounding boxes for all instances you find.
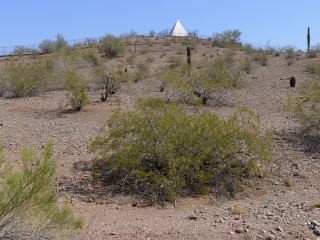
[120,29,139,39]
[306,49,318,58]
[212,29,242,48]
[99,34,126,57]
[133,61,149,82]
[284,79,320,135]
[305,59,320,75]
[63,71,89,111]
[13,46,32,57]
[90,98,273,202]
[81,48,102,66]
[243,56,252,74]
[149,30,155,37]
[168,55,182,68]
[0,63,48,98]
[54,33,68,51]
[39,39,55,53]
[283,45,296,59]
[0,141,83,238]
[241,43,254,54]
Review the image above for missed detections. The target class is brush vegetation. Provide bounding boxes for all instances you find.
[90,98,273,202]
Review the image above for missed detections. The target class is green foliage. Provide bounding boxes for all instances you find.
[306,45,318,58]
[241,43,254,54]
[149,30,155,37]
[90,98,273,201]
[168,55,183,68]
[305,59,320,75]
[212,29,242,47]
[158,57,241,105]
[81,48,102,66]
[251,48,268,66]
[282,45,296,59]
[243,56,252,74]
[120,29,139,39]
[0,63,48,98]
[13,46,33,58]
[134,61,149,82]
[99,34,126,57]
[92,66,121,101]
[54,33,68,51]
[63,71,89,111]
[39,39,55,53]
[284,79,320,135]
[0,141,83,238]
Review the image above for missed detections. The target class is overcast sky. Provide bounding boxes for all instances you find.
[1,0,320,51]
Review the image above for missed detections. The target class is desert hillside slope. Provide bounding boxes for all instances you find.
[0,37,320,239]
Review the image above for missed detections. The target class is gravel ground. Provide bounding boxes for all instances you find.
[0,43,320,239]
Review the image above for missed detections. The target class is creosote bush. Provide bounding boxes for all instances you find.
[99,34,126,57]
[283,78,320,135]
[0,63,48,98]
[90,98,273,202]
[63,71,89,111]
[0,141,83,239]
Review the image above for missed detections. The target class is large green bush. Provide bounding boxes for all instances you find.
[0,63,48,98]
[212,29,242,47]
[90,98,273,202]
[98,34,126,57]
[0,141,83,238]
[160,57,240,105]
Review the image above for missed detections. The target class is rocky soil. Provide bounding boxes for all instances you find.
[0,40,320,239]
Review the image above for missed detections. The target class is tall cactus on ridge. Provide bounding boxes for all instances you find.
[307,27,310,52]
[187,45,191,65]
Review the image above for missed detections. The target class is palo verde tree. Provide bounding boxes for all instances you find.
[90,97,273,202]
[0,140,83,239]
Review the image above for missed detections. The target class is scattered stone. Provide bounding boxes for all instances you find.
[314,229,320,236]
[187,215,197,221]
[219,219,224,223]
[275,226,282,232]
[229,231,235,235]
[312,220,320,227]
[293,172,300,177]
[110,232,117,235]
[234,215,240,220]
[235,228,244,233]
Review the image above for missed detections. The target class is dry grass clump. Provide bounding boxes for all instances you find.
[309,199,320,208]
[283,177,295,187]
[231,207,247,215]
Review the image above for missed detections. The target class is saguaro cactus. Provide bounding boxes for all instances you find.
[187,45,191,65]
[307,27,310,52]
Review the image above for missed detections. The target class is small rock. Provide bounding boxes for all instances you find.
[187,215,197,221]
[229,231,235,235]
[235,228,244,233]
[275,226,282,232]
[312,220,320,227]
[110,232,116,235]
[314,229,320,236]
[234,215,240,220]
[219,219,224,223]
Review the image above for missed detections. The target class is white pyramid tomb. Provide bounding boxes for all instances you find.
[169,20,188,37]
